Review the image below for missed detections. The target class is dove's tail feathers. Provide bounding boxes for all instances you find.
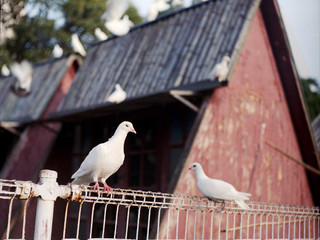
[71,177,90,185]
[239,191,252,199]
[234,200,250,210]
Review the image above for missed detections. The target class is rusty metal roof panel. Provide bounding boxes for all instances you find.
[57,0,258,115]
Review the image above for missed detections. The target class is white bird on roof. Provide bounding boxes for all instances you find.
[1,64,10,76]
[309,83,318,93]
[71,121,136,194]
[105,15,133,36]
[189,162,251,210]
[208,56,230,82]
[147,0,170,21]
[101,0,129,22]
[95,28,108,41]
[107,84,127,103]
[10,60,33,96]
[52,44,63,58]
[71,34,86,56]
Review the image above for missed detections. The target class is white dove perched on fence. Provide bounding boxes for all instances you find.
[71,121,136,194]
[71,34,86,56]
[107,84,126,103]
[189,162,251,210]
[208,56,230,82]
[10,60,33,96]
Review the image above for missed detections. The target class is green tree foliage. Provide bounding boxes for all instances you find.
[0,0,143,69]
[61,0,106,42]
[301,78,320,121]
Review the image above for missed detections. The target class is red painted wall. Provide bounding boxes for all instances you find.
[160,9,314,239]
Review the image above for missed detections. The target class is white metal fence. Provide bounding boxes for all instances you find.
[0,169,319,240]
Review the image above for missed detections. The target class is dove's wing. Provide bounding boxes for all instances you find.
[198,178,247,201]
[71,143,108,179]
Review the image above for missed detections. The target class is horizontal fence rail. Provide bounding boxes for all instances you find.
[0,170,319,240]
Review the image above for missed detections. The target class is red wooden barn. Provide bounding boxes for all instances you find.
[39,0,318,238]
[48,0,319,204]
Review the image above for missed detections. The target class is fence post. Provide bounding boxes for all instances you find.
[34,170,58,240]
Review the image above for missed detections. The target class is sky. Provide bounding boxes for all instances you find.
[131,0,320,84]
[277,0,320,83]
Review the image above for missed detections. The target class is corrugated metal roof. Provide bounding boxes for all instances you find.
[0,55,78,123]
[57,0,259,115]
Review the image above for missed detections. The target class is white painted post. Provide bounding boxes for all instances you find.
[34,170,58,240]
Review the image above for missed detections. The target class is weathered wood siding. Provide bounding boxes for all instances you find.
[159,9,313,239]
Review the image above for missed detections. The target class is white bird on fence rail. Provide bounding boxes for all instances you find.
[10,60,33,96]
[147,0,170,21]
[52,44,63,58]
[208,56,230,82]
[71,121,136,195]
[95,28,108,41]
[189,162,251,210]
[107,83,127,103]
[71,34,86,56]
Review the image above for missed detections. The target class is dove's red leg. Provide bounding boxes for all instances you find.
[93,181,100,195]
[103,182,112,195]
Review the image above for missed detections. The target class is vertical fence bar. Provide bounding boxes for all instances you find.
[22,198,30,239]
[209,209,214,240]
[225,213,229,240]
[184,209,189,240]
[6,195,16,239]
[62,200,71,239]
[157,208,161,239]
[101,203,108,238]
[135,206,142,240]
[33,170,58,240]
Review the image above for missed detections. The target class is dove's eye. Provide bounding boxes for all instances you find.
[125,124,129,127]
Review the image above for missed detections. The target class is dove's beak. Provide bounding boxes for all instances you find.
[131,128,137,134]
